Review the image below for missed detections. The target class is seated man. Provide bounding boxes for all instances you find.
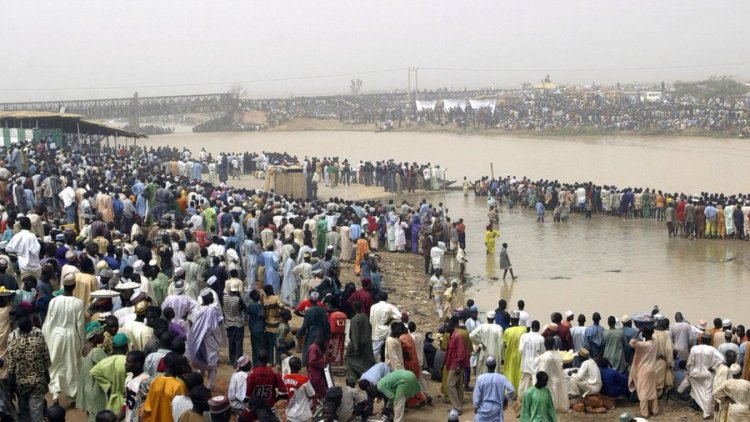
[565,348,602,398]
[670,358,691,401]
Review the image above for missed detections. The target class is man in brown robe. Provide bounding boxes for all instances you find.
[652,319,674,396]
[628,328,658,418]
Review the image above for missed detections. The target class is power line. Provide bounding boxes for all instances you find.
[0,68,406,93]
[420,62,750,73]
[2,61,748,95]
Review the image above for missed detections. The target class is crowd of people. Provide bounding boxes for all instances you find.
[237,88,750,135]
[0,139,476,422]
[471,175,750,241]
[0,136,747,422]
[8,85,750,136]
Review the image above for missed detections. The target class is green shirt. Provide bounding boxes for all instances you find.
[91,354,128,413]
[521,386,557,422]
[377,369,420,401]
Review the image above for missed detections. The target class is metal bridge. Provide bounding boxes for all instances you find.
[0,92,237,128]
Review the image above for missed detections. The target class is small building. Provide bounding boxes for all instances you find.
[264,165,307,198]
[0,111,146,148]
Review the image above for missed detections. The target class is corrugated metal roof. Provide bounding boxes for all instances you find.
[0,111,147,139]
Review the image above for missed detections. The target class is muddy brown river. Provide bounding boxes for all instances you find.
[147,131,750,325]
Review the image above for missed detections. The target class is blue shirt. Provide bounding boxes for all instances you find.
[600,367,629,397]
[704,205,718,220]
[473,373,514,422]
[350,224,361,241]
[585,325,605,357]
[535,202,544,216]
[360,362,390,385]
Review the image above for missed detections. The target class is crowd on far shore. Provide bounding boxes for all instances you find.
[471,175,750,240]
[239,87,750,135]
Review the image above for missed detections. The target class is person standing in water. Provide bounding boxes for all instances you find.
[499,243,517,281]
[484,224,500,255]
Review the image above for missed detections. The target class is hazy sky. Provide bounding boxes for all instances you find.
[2,0,750,102]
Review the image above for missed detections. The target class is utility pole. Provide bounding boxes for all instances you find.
[414,68,419,101]
[408,68,420,101]
[407,68,412,99]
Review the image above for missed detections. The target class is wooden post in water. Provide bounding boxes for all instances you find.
[490,162,494,180]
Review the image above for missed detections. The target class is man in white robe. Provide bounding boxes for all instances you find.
[42,277,84,403]
[713,376,750,421]
[6,217,41,279]
[469,311,504,376]
[534,336,569,412]
[566,348,602,397]
[161,279,197,332]
[339,225,352,261]
[677,334,725,419]
[181,260,202,299]
[281,253,298,307]
[369,292,401,360]
[187,288,224,390]
[293,252,314,296]
[120,301,154,351]
[518,321,545,397]
[393,218,408,252]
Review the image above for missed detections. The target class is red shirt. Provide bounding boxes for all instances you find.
[295,299,328,314]
[246,366,287,407]
[444,331,469,370]
[347,289,373,317]
[282,373,309,398]
[195,230,208,248]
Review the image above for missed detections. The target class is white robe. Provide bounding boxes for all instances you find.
[394,221,408,251]
[281,257,298,307]
[725,205,735,235]
[339,226,353,261]
[713,379,750,421]
[465,319,481,368]
[470,323,504,376]
[567,358,602,397]
[534,351,570,412]
[161,293,198,331]
[42,295,84,399]
[685,344,725,418]
[519,332,545,395]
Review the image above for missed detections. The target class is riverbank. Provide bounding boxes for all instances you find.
[331,252,700,422]
[265,117,738,139]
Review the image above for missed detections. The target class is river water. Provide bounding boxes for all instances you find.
[148,131,750,324]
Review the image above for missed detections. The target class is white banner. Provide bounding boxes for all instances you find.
[8,129,32,144]
[469,99,496,111]
[443,99,466,111]
[415,100,436,111]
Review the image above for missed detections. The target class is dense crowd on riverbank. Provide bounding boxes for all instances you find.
[0,138,749,422]
[0,140,472,422]
[240,88,750,135]
[472,175,750,240]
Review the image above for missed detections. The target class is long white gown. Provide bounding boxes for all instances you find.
[534,351,570,412]
[42,295,84,399]
[470,323,504,376]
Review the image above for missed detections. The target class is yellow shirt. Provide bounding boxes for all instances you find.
[143,375,186,422]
